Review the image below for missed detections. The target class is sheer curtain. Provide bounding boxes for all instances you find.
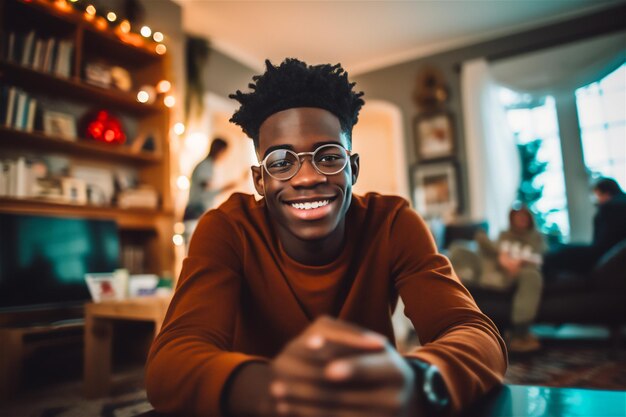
[461,58,520,236]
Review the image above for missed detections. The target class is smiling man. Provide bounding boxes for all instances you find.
[146,59,507,416]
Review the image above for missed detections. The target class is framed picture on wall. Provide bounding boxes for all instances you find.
[414,112,455,161]
[411,161,459,217]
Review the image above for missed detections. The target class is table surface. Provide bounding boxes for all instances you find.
[136,384,626,417]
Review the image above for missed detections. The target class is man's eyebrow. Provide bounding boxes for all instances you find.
[263,144,294,159]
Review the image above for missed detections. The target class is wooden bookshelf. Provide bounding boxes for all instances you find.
[0,0,175,280]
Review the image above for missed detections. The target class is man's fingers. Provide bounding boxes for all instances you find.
[304,316,386,354]
[270,379,404,413]
[324,351,408,386]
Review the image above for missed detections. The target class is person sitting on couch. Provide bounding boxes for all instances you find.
[450,204,546,353]
[543,177,626,281]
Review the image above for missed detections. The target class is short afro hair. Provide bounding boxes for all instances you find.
[229,58,365,149]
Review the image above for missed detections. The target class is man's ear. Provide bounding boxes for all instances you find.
[350,153,360,185]
[251,166,264,196]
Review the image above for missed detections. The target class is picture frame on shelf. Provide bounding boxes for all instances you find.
[414,112,455,161]
[43,110,77,141]
[411,161,459,218]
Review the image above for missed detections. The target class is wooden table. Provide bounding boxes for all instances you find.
[135,384,626,417]
[83,296,171,398]
[0,321,83,401]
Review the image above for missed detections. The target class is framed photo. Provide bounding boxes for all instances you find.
[85,273,125,302]
[414,112,455,160]
[412,162,459,217]
[43,111,77,140]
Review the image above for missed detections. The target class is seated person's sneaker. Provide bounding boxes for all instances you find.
[508,333,541,353]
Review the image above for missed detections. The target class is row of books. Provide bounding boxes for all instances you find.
[1,85,38,131]
[4,30,74,77]
[0,157,41,198]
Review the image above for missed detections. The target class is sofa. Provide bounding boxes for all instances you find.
[443,222,626,342]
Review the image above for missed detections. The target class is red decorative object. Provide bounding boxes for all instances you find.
[85,110,126,144]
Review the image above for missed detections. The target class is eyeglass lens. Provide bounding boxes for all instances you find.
[264,145,348,180]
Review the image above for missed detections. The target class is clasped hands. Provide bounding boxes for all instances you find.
[269,316,421,417]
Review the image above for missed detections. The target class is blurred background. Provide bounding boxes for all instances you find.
[0,0,624,415]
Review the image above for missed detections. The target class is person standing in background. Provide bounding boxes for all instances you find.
[183,138,240,242]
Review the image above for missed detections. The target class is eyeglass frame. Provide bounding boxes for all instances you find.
[258,143,353,181]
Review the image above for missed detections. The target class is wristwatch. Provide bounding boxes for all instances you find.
[407,358,450,414]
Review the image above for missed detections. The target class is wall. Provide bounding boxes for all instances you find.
[352,3,626,231]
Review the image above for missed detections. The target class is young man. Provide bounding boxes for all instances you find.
[146,59,507,416]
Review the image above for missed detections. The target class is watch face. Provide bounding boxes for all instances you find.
[424,365,450,410]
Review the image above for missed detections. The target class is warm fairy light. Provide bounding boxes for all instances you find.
[95,16,107,30]
[119,20,131,33]
[107,12,117,22]
[137,90,150,103]
[155,44,167,55]
[176,175,190,190]
[53,0,71,11]
[140,26,152,38]
[70,0,79,2]
[156,80,171,93]
[85,4,96,16]
[174,222,186,235]
[164,95,175,108]
[173,234,184,246]
[153,32,164,42]
[173,122,185,135]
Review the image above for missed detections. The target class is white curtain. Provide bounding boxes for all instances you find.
[461,58,520,237]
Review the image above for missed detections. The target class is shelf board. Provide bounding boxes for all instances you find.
[11,0,162,62]
[0,61,165,116]
[0,127,162,164]
[0,197,173,230]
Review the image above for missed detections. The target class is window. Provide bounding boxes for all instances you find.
[575,63,626,189]
[500,89,570,238]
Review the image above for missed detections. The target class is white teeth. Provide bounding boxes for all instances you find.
[290,200,330,210]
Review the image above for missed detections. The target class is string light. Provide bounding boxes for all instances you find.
[85,4,96,18]
[95,16,107,30]
[153,32,164,42]
[107,12,117,22]
[176,175,190,190]
[140,26,152,38]
[172,234,184,246]
[164,95,176,108]
[155,44,167,55]
[119,20,131,33]
[53,0,71,11]
[137,90,150,103]
[174,222,186,235]
[173,122,185,135]
[157,80,171,93]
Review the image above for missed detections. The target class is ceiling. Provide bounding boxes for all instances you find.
[173,0,621,75]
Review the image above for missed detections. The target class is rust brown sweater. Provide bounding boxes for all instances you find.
[146,193,507,415]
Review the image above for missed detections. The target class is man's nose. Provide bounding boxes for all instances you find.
[291,157,326,186]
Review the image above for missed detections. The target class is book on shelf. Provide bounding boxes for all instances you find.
[19,30,36,67]
[0,85,38,131]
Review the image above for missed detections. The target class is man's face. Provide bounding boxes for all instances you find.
[251,107,359,242]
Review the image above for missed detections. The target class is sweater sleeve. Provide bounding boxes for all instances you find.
[390,207,508,413]
[145,210,267,416]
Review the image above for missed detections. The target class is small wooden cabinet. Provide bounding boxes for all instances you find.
[0,0,175,276]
